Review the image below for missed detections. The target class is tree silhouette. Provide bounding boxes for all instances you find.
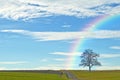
[79,49,101,71]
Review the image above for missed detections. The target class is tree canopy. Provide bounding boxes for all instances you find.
[80,49,101,71]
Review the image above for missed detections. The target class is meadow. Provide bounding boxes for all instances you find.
[0,70,120,80]
[0,71,68,80]
[70,70,120,80]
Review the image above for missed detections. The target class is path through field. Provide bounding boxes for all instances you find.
[63,71,78,80]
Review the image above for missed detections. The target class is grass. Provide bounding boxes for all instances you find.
[0,71,68,80]
[1,70,119,80]
[70,70,120,80]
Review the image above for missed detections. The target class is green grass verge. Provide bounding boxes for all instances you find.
[70,70,120,80]
[0,72,68,80]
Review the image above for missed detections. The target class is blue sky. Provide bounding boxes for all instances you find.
[0,0,120,70]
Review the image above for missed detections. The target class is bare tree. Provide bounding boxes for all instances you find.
[79,49,101,71]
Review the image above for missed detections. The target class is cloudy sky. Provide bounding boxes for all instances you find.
[0,0,120,70]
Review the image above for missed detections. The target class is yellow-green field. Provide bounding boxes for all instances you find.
[0,72,67,80]
[0,70,120,80]
[70,70,120,80]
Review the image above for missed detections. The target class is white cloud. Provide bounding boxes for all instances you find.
[50,52,120,59]
[0,67,37,70]
[110,46,120,50]
[0,67,7,70]
[96,66,120,70]
[0,66,120,70]
[54,58,66,61]
[0,0,120,20]
[0,61,27,64]
[40,58,66,62]
[62,25,71,28]
[1,30,120,41]
[100,54,120,58]
[40,59,48,62]
[1,29,29,34]
[49,52,81,56]
[34,64,67,70]
[78,66,120,70]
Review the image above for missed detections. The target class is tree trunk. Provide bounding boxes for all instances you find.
[89,66,91,72]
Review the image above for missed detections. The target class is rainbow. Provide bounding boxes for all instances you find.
[67,14,119,69]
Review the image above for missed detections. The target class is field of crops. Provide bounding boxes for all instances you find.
[0,71,67,80]
[70,70,120,80]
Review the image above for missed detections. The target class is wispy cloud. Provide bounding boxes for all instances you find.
[110,46,120,50]
[34,64,67,70]
[54,58,66,61]
[79,66,120,70]
[0,66,120,70]
[101,54,120,58]
[1,29,120,41]
[50,52,120,59]
[0,0,120,20]
[0,67,7,70]
[0,61,27,65]
[40,59,48,62]
[96,66,120,70]
[62,25,71,28]
[49,52,81,56]
[40,58,66,62]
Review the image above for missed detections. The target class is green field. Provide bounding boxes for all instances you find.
[0,70,120,80]
[0,71,67,80]
[70,70,120,80]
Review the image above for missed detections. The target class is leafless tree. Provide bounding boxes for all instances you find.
[79,49,101,71]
